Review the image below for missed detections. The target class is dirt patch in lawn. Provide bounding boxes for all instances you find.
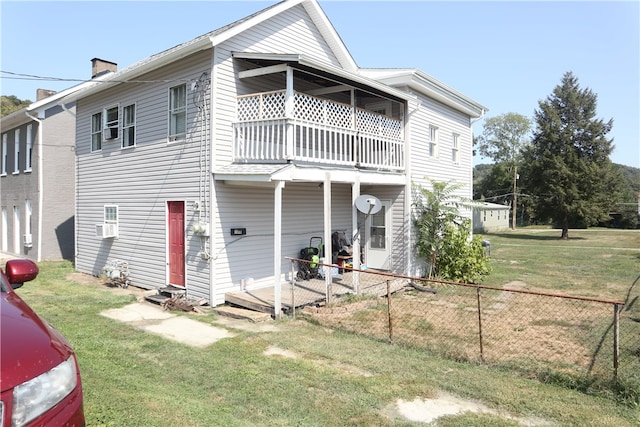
[383,391,553,425]
[66,271,150,297]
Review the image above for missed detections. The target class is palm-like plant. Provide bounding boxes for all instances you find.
[413,179,465,279]
[413,179,490,283]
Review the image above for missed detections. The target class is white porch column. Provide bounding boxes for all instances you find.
[323,172,332,303]
[352,178,361,294]
[284,66,294,160]
[273,180,284,318]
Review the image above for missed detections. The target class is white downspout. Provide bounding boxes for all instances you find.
[25,111,43,262]
[209,47,218,306]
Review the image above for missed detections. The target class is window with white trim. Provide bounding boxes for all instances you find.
[452,133,459,164]
[91,112,102,151]
[103,105,119,141]
[1,134,7,176]
[169,84,186,141]
[24,200,32,247]
[13,129,20,174]
[13,206,20,254]
[103,205,119,238]
[26,124,33,171]
[122,104,136,148]
[429,125,438,157]
[1,209,7,251]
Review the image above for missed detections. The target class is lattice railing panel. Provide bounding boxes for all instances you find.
[356,109,402,140]
[234,90,404,170]
[237,91,286,121]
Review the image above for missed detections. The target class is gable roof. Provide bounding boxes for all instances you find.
[1,75,108,128]
[61,0,357,103]
[56,0,486,117]
[360,68,488,118]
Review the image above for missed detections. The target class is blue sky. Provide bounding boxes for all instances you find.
[1,1,638,167]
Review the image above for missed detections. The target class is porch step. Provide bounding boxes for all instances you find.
[144,286,186,306]
[159,286,186,297]
[213,305,273,323]
[145,293,170,305]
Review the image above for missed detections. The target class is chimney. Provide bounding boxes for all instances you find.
[36,89,57,101]
[91,58,117,78]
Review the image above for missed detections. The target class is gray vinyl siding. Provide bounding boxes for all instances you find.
[409,94,473,219]
[405,94,474,276]
[207,4,354,303]
[211,182,354,305]
[75,49,213,297]
[71,1,478,306]
[212,3,342,169]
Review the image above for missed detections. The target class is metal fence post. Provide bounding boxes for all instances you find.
[613,303,620,382]
[290,260,296,319]
[476,285,485,362]
[387,280,393,343]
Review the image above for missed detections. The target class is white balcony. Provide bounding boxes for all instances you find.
[232,90,404,171]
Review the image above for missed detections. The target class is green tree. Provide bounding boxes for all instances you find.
[473,163,512,202]
[476,112,532,229]
[1,95,31,117]
[522,72,617,239]
[413,179,491,283]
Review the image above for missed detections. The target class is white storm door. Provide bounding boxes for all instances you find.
[365,200,390,270]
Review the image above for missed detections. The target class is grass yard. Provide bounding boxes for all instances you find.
[477,227,639,300]
[6,227,640,426]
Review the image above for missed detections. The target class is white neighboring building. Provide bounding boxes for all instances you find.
[473,202,510,233]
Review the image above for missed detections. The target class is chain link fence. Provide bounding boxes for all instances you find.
[290,258,639,388]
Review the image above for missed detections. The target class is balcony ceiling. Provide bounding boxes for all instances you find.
[233,52,412,104]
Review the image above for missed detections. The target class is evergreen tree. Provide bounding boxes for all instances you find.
[522,72,617,239]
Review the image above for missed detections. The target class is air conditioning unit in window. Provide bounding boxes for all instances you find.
[104,127,118,140]
[96,223,118,239]
[23,234,33,248]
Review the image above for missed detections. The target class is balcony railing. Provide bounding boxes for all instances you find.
[232,90,404,171]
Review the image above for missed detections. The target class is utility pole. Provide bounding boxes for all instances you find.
[512,166,517,229]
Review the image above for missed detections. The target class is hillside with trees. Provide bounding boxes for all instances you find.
[475,162,639,229]
[1,95,31,117]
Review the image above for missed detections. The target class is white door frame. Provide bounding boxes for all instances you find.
[364,199,391,270]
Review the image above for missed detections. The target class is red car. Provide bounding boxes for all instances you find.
[0,259,85,427]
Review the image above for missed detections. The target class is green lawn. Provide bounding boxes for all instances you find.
[10,227,640,426]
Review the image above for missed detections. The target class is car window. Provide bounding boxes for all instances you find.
[1,271,9,292]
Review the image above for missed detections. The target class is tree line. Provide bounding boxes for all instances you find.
[1,95,32,117]
[473,72,639,236]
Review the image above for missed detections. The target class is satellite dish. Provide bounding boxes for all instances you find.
[354,194,382,215]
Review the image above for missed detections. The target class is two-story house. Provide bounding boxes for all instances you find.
[61,0,487,313]
[1,65,115,261]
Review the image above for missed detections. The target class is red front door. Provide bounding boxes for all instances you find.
[168,201,185,287]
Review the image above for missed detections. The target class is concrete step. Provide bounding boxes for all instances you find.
[213,305,273,323]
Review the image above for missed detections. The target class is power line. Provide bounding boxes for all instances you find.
[1,70,194,85]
